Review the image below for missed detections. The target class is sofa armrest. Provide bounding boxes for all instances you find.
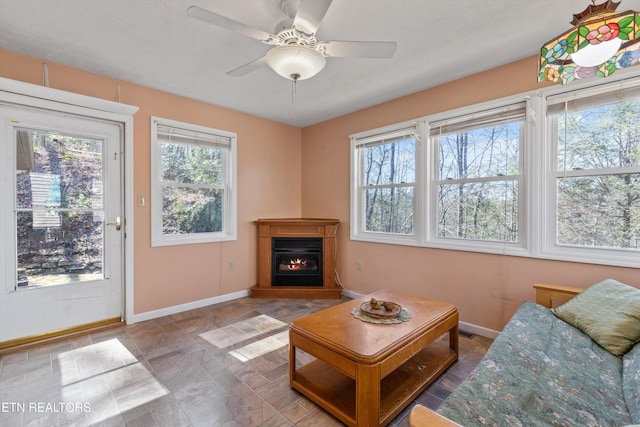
[533,283,583,308]
[409,405,462,427]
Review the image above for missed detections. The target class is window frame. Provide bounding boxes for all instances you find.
[349,70,640,268]
[540,80,640,267]
[350,121,423,246]
[150,116,237,247]
[427,99,529,255]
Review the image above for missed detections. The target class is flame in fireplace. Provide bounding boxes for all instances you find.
[288,258,307,271]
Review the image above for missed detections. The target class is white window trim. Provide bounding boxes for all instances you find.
[426,96,530,256]
[350,121,421,246]
[349,68,640,268]
[150,116,237,246]
[538,80,640,268]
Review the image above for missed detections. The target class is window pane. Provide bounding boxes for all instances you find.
[151,117,236,246]
[17,211,103,287]
[365,187,413,234]
[364,138,415,185]
[557,175,640,249]
[16,129,103,210]
[558,101,640,171]
[15,128,105,289]
[161,142,223,185]
[438,180,518,242]
[162,186,223,234]
[555,98,640,251]
[439,123,520,180]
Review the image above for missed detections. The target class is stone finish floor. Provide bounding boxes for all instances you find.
[0,295,492,426]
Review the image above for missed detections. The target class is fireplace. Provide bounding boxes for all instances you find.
[251,218,341,299]
[272,237,323,286]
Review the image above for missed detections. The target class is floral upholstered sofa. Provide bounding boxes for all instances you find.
[410,279,640,427]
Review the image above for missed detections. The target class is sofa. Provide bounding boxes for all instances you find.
[410,279,640,427]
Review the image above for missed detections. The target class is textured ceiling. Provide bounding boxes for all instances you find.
[2,0,638,127]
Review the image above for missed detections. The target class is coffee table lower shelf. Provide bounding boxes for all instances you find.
[291,342,457,426]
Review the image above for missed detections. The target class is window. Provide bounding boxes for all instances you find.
[151,117,236,246]
[351,125,418,243]
[545,84,640,264]
[432,103,525,244]
[350,77,640,267]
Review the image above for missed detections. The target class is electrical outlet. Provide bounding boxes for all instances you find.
[228,261,234,271]
[357,260,363,271]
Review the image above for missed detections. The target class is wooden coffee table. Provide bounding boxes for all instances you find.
[289,289,459,427]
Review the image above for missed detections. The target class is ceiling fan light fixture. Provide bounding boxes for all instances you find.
[187,2,397,81]
[266,45,326,81]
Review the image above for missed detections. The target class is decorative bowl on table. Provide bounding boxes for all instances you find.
[359,300,402,319]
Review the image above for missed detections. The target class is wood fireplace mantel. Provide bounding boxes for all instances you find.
[250,218,342,299]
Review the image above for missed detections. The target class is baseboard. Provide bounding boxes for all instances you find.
[458,321,500,339]
[340,288,363,299]
[128,289,250,324]
[339,288,501,340]
[128,288,502,339]
[0,317,122,353]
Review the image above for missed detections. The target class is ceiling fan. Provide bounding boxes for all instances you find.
[187,0,397,81]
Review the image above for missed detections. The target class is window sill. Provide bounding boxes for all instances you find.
[151,233,237,247]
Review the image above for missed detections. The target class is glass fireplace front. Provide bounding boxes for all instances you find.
[272,237,323,286]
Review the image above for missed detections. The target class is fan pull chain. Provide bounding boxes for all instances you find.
[290,73,300,104]
[42,63,49,87]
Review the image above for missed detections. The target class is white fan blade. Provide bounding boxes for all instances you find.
[321,41,397,58]
[227,56,268,76]
[187,6,273,42]
[293,0,332,35]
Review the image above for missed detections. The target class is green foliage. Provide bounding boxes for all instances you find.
[160,141,224,235]
[557,100,640,248]
[161,142,222,185]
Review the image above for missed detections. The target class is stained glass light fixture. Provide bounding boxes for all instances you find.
[539,0,640,84]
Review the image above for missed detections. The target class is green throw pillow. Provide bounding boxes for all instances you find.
[553,279,640,357]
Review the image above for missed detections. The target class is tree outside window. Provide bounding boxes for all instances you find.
[555,101,640,249]
[349,81,640,267]
[160,141,224,235]
[352,128,417,240]
[435,111,523,243]
[363,136,415,235]
[151,117,237,246]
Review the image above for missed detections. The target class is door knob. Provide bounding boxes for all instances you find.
[106,216,121,231]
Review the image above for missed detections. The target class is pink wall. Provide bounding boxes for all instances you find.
[3,48,638,331]
[301,57,640,331]
[0,49,302,314]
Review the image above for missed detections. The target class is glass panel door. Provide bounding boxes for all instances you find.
[0,106,123,343]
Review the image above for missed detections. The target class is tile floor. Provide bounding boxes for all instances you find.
[0,296,493,426]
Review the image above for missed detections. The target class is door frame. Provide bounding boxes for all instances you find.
[0,76,139,325]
